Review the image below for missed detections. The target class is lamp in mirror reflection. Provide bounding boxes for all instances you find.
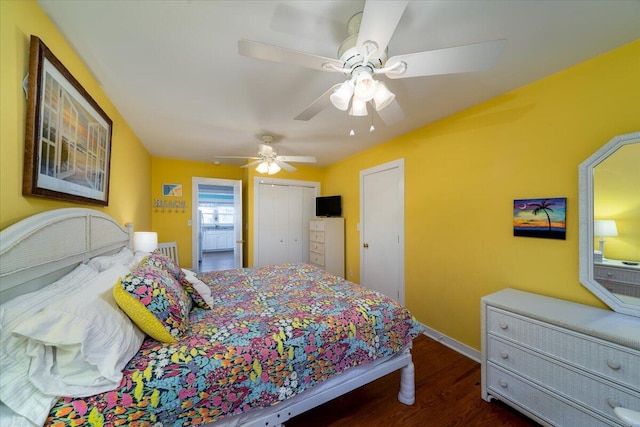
[134,231,158,252]
[594,219,618,260]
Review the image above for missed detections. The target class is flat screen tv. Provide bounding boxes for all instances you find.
[316,195,342,217]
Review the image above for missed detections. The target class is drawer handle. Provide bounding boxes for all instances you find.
[499,380,508,388]
[498,321,508,330]
[607,359,621,370]
[499,351,509,360]
[607,398,620,409]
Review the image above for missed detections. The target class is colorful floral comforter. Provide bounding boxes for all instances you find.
[45,263,424,427]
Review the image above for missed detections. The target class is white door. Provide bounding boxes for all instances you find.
[360,159,405,303]
[254,178,320,267]
[191,177,243,272]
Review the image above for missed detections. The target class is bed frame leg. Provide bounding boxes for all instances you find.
[397,361,415,405]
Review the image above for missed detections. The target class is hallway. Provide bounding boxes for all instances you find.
[199,250,235,272]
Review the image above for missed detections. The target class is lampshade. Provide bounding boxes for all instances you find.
[372,82,395,111]
[134,231,158,252]
[330,80,354,111]
[353,71,377,102]
[256,161,269,174]
[594,219,618,237]
[267,162,281,175]
[349,98,368,116]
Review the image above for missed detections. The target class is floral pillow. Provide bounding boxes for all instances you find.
[113,264,192,342]
[143,251,185,282]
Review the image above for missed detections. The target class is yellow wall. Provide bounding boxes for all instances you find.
[150,159,325,268]
[325,40,640,350]
[150,158,244,269]
[0,0,151,230]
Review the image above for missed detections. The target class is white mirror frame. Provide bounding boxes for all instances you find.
[578,131,640,317]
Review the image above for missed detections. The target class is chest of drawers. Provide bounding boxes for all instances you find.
[309,217,344,278]
[594,261,640,299]
[481,289,640,426]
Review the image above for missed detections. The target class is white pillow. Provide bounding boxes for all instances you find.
[12,264,144,397]
[181,269,214,308]
[0,264,98,427]
[87,247,136,272]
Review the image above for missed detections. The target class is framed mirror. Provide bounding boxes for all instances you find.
[579,131,640,317]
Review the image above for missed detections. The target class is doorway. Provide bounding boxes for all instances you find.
[192,177,242,273]
[359,159,405,303]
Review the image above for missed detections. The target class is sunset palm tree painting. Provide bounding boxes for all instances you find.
[513,198,566,239]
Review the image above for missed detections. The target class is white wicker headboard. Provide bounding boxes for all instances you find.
[0,208,133,302]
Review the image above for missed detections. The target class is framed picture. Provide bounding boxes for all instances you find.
[162,184,183,197]
[513,197,567,240]
[23,35,113,206]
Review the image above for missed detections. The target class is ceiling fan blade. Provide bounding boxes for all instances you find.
[240,159,263,169]
[276,160,297,172]
[384,39,507,80]
[376,99,405,126]
[238,39,342,72]
[294,83,342,121]
[276,155,317,163]
[214,156,259,160]
[356,0,408,59]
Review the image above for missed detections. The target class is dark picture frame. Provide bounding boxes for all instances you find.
[23,35,113,206]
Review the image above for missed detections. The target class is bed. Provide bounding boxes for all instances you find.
[0,208,424,427]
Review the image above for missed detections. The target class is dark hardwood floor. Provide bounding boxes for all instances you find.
[286,334,540,427]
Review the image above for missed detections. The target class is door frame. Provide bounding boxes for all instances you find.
[192,177,242,272]
[359,158,405,304]
[253,177,320,267]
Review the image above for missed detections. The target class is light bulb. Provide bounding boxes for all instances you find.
[370,124,375,132]
[353,71,377,102]
[349,129,355,136]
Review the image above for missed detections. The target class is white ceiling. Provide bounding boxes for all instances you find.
[38,0,640,168]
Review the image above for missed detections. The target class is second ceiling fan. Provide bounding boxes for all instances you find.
[239,1,506,126]
[215,135,316,175]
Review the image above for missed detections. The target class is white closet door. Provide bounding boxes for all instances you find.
[255,180,319,267]
[287,186,304,263]
[257,184,286,266]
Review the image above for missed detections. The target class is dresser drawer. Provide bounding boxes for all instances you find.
[309,220,325,232]
[487,364,617,427]
[488,337,640,424]
[309,231,325,243]
[487,308,640,389]
[309,252,325,266]
[594,265,640,285]
[310,241,325,254]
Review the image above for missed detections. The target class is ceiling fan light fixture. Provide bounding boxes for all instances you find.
[330,80,354,111]
[353,71,377,102]
[267,162,281,175]
[372,81,395,111]
[256,161,269,174]
[349,98,368,116]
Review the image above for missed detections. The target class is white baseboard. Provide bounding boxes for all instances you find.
[420,323,480,363]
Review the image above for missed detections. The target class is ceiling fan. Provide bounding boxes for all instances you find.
[215,135,316,175]
[239,1,506,126]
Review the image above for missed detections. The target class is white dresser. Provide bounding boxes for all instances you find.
[481,288,640,426]
[594,260,640,299]
[309,217,344,278]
